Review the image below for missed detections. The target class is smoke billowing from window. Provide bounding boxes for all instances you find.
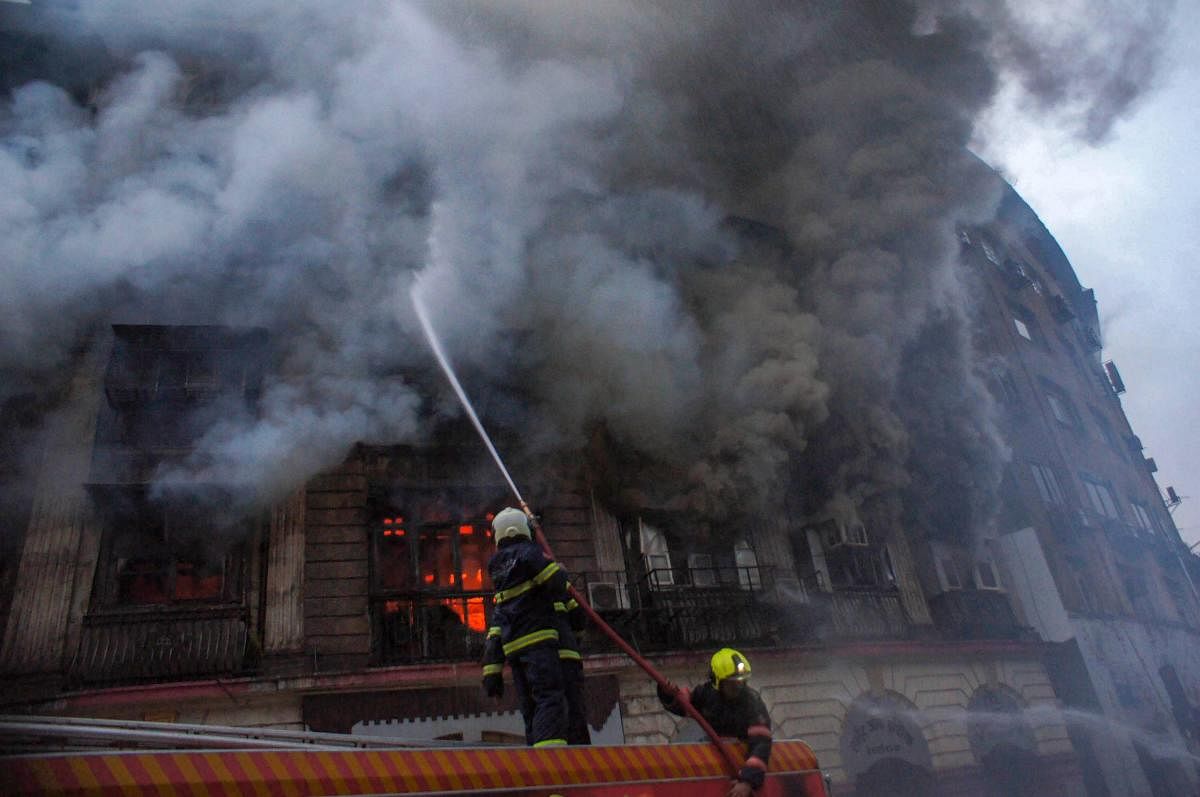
[0,1,1174,530]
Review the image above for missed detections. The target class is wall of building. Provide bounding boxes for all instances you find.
[618,646,1083,796]
[1061,618,1200,796]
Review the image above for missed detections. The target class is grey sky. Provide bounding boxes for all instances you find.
[976,1,1200,546]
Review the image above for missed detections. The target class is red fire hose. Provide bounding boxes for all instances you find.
[517,500,743,776]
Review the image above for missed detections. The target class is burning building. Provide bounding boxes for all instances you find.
[1,1,1194,795]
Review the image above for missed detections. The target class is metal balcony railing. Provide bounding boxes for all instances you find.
[927,589,1026,640]
[371,592,493,666]
[369,565,921,664]
[574,567,780,654]
[69,605,254,686]
[821,587,910,639]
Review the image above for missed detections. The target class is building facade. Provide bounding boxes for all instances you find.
[1,318,1086,795]
[957,189,1200,796]
[1,7,1194,792]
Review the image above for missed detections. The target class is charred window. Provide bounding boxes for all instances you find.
[90,488,248,610]
[794,519,890,591]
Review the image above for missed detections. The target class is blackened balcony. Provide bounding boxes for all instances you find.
[927,588,1026,640]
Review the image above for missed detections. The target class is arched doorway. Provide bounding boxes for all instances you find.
[841,691,934,797]
[968,686,1041,796]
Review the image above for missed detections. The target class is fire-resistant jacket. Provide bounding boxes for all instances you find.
[481,538,572,677]
[553,595,585,662]
[657,680,773,789]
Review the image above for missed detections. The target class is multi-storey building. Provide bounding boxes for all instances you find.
[955,188,1200,796]
[2,6,1193,794]
[3,311,1088,795]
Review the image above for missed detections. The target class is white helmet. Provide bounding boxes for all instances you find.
[492,507,531,543]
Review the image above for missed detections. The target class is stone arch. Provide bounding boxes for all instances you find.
[840,690,934,797]
[968,684,1041,797]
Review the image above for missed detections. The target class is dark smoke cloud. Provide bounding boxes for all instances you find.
[0,1,1175,538]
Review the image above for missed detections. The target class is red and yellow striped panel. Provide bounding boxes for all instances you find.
[9,741,821,796]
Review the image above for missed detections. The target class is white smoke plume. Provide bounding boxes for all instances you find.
[0,1,1177,536]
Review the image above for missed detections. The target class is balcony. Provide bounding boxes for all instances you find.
[815,587,911,640]
[70,606,253,686]
[927,589,1025,640]
[372,592,492,666]
[365,564,934,664]
[577,567,783,654]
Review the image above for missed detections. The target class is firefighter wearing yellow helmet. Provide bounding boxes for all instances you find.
[658,648,774,797]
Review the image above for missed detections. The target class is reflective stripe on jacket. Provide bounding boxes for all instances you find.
[481,539,571,676]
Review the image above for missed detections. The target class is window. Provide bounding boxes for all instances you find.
[1089,407,1119,451]
[1010,304,1041,345]
[1030,462,1066,505]
[1040,380,1080,429]
[981,239,1000,264]
[372,491,504,637]
[688,553,718,588]
[734,539,762,591]
[932,544,964,592]
[1046,392,1072,425]
[1129,502,1156,535]
[826,546,889,589]
[938,557,963,590]
[987,366,1021,406]
[92,489,247,609]
[1066,556,1096,613]
[974,560,1002,590]
[1080,477,1120,520]
[1121,570,1154,618]
[640,519,675,588]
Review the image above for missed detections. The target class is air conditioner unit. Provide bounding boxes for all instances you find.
[819,519,870,549]
[1075,508,1094,529]
[587,581,629,611]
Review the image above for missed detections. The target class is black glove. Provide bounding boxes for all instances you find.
[483,673,504,699]
[656,681,680,705]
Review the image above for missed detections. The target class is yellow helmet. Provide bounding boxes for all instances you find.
[710,647,751,686]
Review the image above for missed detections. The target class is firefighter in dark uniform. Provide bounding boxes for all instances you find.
[658,648,773,797]
[554,591,591,745]
[481,507,569,747]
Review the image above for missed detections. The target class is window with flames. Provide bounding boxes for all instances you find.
[370,491,509,663]
[90,488,248,610]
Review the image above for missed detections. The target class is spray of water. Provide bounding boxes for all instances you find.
[883,703,1200,768]
[409,278,526,505]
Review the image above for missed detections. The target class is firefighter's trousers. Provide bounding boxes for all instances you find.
[512,644,568,747]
